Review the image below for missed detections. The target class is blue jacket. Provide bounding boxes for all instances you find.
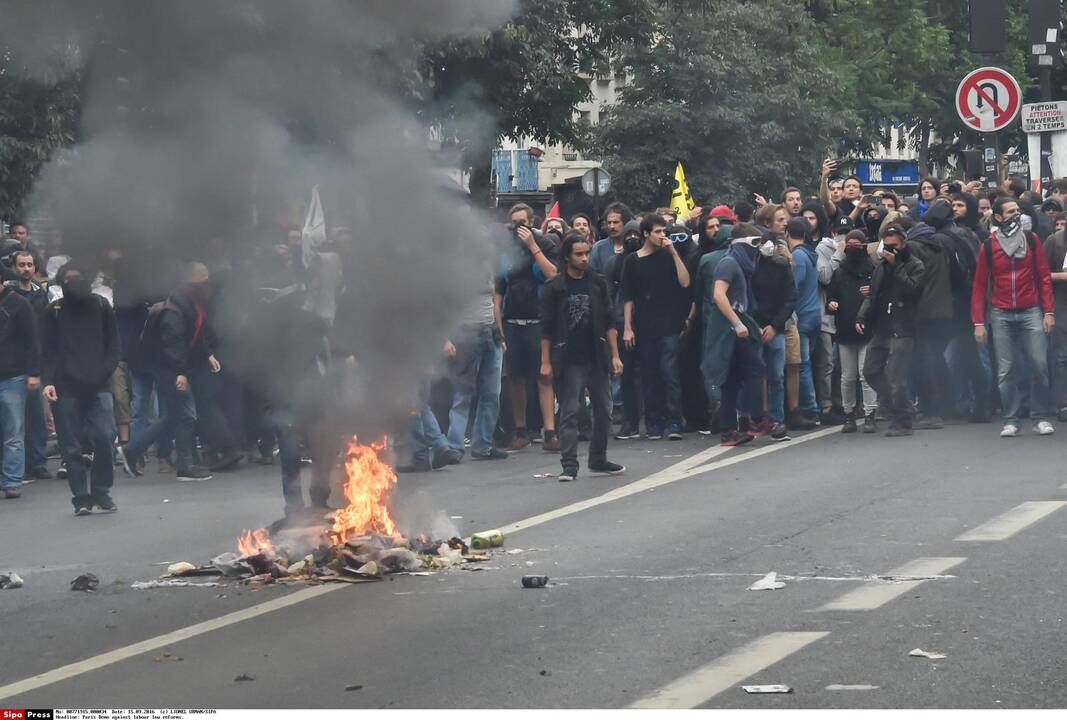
[792,243,822,334]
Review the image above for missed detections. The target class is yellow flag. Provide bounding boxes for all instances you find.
[670,161,695,217]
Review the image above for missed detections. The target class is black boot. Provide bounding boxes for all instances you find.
[841,412,858,434]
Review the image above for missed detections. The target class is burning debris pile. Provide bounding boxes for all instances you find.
[151,438,501,588]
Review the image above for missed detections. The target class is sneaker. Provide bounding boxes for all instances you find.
[666,424,684,440]
[913,415,944,430]
[769,422,789,440]
[557,472,576,482]
[463,437,472,448]
[157,458,173,474]
[646,425,664,440]
[29,466,52,480]
[56,464,68,480]
[614,424,640,440]
[531,434,543,444]
[509,434,531,451]
[588,460,625,475]
[175,466,214,481]
[720,430,754,447]
[1034,420,1055,436]
[786,412,816,431]
[396,458,433,473]
[116,445,137,477]
[3,487,21,499]
[471,448,508,460]
[542,433,561,452]
[750,417,775,437]
[432,445,461,469]
[210,449,244,472]
[863,413,877,434]
[94,496,118,512]
[841,413,858,434]
[1000,423,1020,438]
[74,505,92,516]
[19,474,36,485]
[885,425,913,437]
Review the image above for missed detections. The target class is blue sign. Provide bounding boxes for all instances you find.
[853,159,920,186]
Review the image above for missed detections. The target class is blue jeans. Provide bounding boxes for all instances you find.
[54,390,114,504]
[0,376,27,488]
[447,325,503,456]
[989,307,1052,422]
[762,333,786,423]
[126,370,197,472]
[798,330,819,414]
[639,334,682,429]
[270,409,304,514]
[24,386,47,471]
[411,380,448,464]
[131,368,173,461]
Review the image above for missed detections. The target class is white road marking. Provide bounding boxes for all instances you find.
[0,584,341,702]
[487,427,838,538]
[954,501,1067,542]
[629,632,829,708]
[814,557,966,611]
[0,430,838,701]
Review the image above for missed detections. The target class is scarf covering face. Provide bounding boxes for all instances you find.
[995,214,1031,259]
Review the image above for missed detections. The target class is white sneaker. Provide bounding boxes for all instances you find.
[1000,423,1020,438]
[1034,420,1055,436]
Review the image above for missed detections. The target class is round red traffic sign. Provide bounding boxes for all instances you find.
[955,67,1022,133]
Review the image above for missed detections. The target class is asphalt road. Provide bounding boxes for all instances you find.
[2,421,1066,709]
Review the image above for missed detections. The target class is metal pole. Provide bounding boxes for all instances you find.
[1039,66,1054,194]
[592,167,601,234]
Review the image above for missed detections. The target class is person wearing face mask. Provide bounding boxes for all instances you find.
[828,230,877,433]
[749,234,796,438]
[609,220,645,440]
[972,197,1056,438]
[812,205,845,425]
[42,263,120,514]
[856,225,926,436]
[785,217,822,429]
[704,224,771,446]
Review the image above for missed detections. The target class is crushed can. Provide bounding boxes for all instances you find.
[470,530,505,549]
[521,574,549,588]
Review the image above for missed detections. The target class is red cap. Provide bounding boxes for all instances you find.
[710,204,736,223]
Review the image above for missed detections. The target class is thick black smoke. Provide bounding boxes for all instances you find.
[2,0,514,434]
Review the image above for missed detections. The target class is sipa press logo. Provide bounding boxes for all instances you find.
[2,711,52,720]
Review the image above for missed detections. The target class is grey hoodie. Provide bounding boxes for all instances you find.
[815,237,843,333]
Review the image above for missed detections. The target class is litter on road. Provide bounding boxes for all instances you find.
[0,572,24,589]
[909,648,947,660]
[132,579,221,589]
[743,685,793,694]
[70,573,99,592]
[748,571,786,591]
[825,684,879,691]
[521,574,549,588]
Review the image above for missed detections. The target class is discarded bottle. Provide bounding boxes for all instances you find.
[521,574,549,588]
[470,530,504,549]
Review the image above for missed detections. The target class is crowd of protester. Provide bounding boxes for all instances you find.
[3,161,1067,514]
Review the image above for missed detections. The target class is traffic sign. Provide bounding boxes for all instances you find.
[1022,101,1067,133]
[581,167,611,197]
[955,67,1022,133]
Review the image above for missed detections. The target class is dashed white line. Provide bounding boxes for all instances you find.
[954,501,1067,542]
[814,557,966,611]
[629,632,829,708]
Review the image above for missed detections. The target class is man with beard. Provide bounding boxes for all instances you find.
[973,198,1056,437]
[781,187,803,217]
[856,225,926,436]
[6,251,51,481]
[43,264,120,514]
[828,231,876,433]
[540,231,625,482]
[589,202,634,275]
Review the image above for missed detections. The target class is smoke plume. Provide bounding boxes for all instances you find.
[2,0,514,433]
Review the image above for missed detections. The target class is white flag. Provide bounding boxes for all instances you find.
[301,184,326,269]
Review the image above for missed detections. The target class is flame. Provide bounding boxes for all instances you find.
[330,436,400,543]
[237,527,274,557]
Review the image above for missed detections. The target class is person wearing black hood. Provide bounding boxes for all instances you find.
[609,219,644,439]
[42,263,120,514]
[857,224,926,436]
[908,200,956,429]
[947,193,990,421]
[828,230,877,433]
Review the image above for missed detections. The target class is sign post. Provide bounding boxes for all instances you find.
[582,167,611,224]
[956,67,1022,188]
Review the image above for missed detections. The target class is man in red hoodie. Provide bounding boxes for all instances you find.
[972,197,1056,438]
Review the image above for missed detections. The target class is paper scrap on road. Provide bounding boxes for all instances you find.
[748,572,786,591]
[743,684,792,694]
[132,580,222,589]
[70,573,99,592]
[825,684,879,691]
[166,561,197,575]
[908,648,946,660]
[0,572,24,589]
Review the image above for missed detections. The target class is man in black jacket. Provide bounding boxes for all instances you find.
[909,202,955,429]
[42,264,119,514]
[539,231,624,482]
[0,276,40,499]
[856,225,926,436]
[118,263,219,481]
[828,230,876,433]
[750,236,795,437]
[7,250,51,480]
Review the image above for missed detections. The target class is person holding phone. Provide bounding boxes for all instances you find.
[855,224,926,437]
